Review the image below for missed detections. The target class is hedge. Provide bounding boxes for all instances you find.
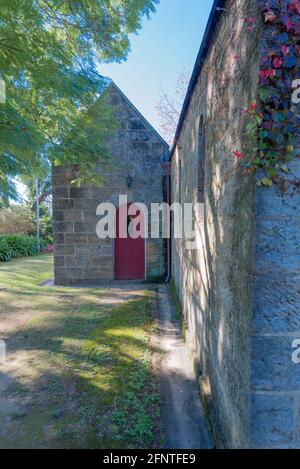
[0,235,42,262]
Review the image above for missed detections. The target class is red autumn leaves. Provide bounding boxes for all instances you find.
[233,103,258,160]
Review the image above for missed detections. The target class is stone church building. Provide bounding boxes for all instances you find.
[53,82,169,284]
[53,0,300,449]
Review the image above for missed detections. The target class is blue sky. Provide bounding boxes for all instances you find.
[16,0,214,200]
[99,0,214,137]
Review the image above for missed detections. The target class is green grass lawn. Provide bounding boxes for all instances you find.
[0,255,161,449]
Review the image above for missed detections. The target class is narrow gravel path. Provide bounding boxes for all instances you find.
[157,285,213,449]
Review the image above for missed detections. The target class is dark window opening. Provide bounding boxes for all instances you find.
[179,159,182,204]
[198,115,205,203]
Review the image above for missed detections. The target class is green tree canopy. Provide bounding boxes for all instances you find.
[0,0,158,201]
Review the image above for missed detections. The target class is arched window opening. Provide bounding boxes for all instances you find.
[198,115,205,203]
[179,158,182,205]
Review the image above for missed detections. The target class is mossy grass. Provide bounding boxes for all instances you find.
[0,255,161,448]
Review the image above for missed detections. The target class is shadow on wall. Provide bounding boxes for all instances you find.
[172,3,260,447]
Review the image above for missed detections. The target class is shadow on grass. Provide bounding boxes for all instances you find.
[0,257,162,449]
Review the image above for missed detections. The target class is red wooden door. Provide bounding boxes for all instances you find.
[115,204,145,280]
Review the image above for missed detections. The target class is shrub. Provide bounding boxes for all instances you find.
[41,244,53,254]
[40,214,53,245]
[0,206,35,235]
[0,235,40,262]
[0,237,12,262]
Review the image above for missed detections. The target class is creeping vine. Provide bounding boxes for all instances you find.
[236,0,300,187]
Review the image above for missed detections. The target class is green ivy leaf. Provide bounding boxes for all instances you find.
[259,130,268,139]
[267,168,277,177]
[262,177,273,187]
[280,165,289,173]
[246,122,256,133]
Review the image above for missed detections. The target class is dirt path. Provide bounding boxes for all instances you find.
[157,285,213,449]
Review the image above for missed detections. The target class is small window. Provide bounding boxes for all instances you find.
[198,116,205,203]
[179,159,182,204]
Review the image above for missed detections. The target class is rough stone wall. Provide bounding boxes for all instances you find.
[53,83,169,285]
[250,77,300,448]
[171,0,261,448]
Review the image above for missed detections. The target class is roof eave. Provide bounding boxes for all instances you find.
[170,0,226,159]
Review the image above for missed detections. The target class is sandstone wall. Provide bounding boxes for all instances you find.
[171,0,261,447]
[251,159,300,448]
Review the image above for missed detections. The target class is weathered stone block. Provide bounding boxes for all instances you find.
[88,234,102,245]
[256,184,300,218]
[91,256,112,267]
[73,199,100,211]
[253,274,300,334]
[147,242,161,264]
[54,267,83,281]
[52,210,64,222]
[83,209,99,223]
[53,222,73,234]
[128,118,146,131]
[251,336,300,392]
[250,394,294,448]
[54,256,65,267]
[88,187,103,200]
[65,256,91,267]
[75,245,100,257]
[128,142,150,154]
[83,268,113,280]
[293,401,300,446]
[256,161,300,219]
[70,187,91,199]
[64,267,84,279]
[73,222,92,234]
[53,187,70,199]
[54,277,68,286]
[54,245,74,256]
[99,245,113,257]
[254,219,300,273]
[53,199,74,210]
[53,233,64,244]
[62,210,83,222]
[65,234,88,245]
